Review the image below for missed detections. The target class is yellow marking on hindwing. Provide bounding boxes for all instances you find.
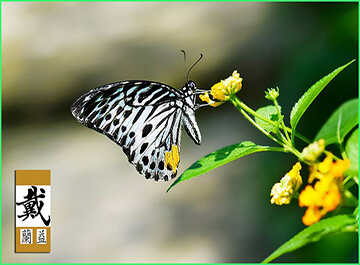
[165,145,180,174]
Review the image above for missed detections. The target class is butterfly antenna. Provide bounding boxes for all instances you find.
[181,50,187,82]
[186,53,203,81]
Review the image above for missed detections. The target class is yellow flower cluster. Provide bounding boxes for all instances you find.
[199,70,242,107]
[270,139,351,226]
[270,162,302,205]
[298,153,350,226]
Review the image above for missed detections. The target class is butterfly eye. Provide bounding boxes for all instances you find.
[187,81,197,91]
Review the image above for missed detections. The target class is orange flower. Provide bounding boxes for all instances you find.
[298,153,349,226]
[302,207,322,226]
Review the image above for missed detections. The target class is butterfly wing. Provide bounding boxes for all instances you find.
[71,80,183,181]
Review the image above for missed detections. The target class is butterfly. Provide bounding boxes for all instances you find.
[71,53,208,181]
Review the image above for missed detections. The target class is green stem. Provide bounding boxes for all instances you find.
[231,96,307,143]
[232,99,285,147]
[343,175,358,190]
[229,96,340,161]
[274,99,291,143]
[338,143,348,160]
[242,110,285,147]
[230,96,307,161]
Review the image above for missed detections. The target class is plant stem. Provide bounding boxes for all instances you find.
[231,96,303,142]
[242,109,287,147]
[230,96,316,162]
[229,95,340,161]
[274,99,291,142]
[231,98,285,147]
[229,96,309,160]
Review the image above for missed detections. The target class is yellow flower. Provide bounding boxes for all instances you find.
[298,186,322,207]
[298,153,349,226]
[200,70,243,107]
[270,162,302,205]
[301,139,325,162]
[318,153,333,174]
[199,92,223,107]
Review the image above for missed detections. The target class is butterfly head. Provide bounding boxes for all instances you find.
[181,80,197,96]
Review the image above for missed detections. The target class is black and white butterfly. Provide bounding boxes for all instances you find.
[71,53,208,181]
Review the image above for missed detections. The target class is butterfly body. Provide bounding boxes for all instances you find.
[71,80,202,181]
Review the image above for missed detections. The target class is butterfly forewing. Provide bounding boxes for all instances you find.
[71,80,189,181]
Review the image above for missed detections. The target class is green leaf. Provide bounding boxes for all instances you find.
[255,105,282,133]
[345,128,358,175]
[167,141,283,192]
[314,99,358,146]
[262,214,358,263]
[290,60,355,144]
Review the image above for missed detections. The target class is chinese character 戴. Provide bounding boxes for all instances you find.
[16,186,51,226]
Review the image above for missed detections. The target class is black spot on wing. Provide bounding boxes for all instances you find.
[140,143,148,154]
[113,127,120,141]
[123,110,132,119]
[142,124,152,138]
[136,163,143,173]
[113,119,120,126]
[105,113,112,120]
[158,161,164,170]
[142,156,149,165]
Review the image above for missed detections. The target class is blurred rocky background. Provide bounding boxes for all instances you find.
[2,2,358,263]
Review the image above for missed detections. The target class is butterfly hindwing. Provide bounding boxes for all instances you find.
[71,80,184,181]
[130,105,182,181]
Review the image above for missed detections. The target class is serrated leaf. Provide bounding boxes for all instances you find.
[345,128,358,175]
[255,105,282,133]
[262,214,358,263]
[314,98,358,146]
[167,141,283,192]
[290,60,355,144]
